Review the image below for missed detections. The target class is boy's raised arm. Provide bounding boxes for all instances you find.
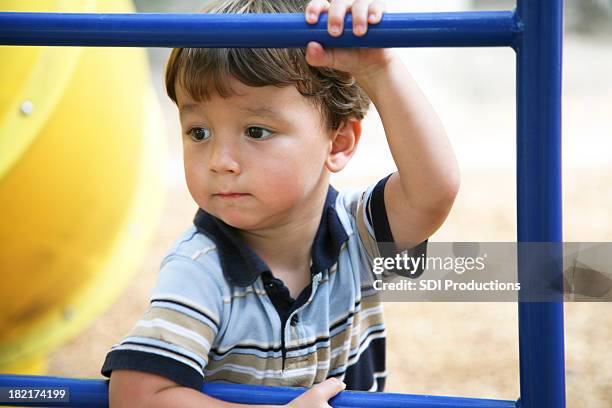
[305,0,460,246]
[356,58,460,246]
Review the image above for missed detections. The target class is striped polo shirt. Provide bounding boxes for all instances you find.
[102,176,424,392]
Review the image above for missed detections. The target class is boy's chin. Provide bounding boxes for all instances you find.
[216,211,264,231]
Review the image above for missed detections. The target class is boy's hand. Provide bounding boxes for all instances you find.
[285,378,346,408]
[305,0,393,83]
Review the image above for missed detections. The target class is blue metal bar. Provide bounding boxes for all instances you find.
[0,11,521,48]
[515,0,566,407]
[205,383,518,408]
[0,374,517,408]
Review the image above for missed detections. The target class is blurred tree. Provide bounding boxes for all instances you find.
[470,0,612,33]
[565,0,612,33]
[134,0,203,13]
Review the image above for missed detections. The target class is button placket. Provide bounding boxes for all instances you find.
[281,270,326,372]
[290,270,323,340]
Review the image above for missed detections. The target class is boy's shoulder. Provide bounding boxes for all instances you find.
[334,180,390,238]
[334,184,374,218]
[163,224,217,261]
[158,225,227,288]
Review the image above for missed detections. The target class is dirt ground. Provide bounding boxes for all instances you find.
[47,11,612,407]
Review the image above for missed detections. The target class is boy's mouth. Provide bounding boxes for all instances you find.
[213,192,250,199]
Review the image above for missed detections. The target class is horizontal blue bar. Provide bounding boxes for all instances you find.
[204,382,519,408]
[0,11,520,48]
[0,374,518,407]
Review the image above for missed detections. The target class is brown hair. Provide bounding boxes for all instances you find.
[165,0,370,130]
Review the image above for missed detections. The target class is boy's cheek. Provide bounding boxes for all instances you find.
[186,185,210,211]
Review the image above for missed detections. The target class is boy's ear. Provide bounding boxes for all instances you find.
[326,117,362,173]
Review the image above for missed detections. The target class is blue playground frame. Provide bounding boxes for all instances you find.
[0,1,564,407]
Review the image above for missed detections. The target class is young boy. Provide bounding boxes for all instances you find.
[101,0,459,406]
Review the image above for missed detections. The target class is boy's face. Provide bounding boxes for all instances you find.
[176,78,334,231]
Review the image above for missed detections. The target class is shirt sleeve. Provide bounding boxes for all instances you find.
[342,173,428,283]
[101,255,224,390]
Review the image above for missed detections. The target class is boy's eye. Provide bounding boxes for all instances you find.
[246,126,273,140]
[188,127,211,142]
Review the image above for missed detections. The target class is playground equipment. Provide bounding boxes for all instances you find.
[0,0,166,374]
[0,0,564,407]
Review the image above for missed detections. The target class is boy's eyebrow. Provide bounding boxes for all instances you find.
[242,106,282,118]
[177,103,285,120]
[178,103,199,113]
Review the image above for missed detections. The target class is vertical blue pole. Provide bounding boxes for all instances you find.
[515,0,565,407]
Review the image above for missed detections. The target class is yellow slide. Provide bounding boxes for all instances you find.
[0,0,166,373]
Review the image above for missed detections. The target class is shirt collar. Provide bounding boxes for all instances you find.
[193,185,349,287]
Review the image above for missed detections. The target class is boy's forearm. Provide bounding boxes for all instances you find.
[356,55,460,211]
[150,386,282,408]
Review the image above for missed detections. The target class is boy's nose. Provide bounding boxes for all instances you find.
[208,140,241,174]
